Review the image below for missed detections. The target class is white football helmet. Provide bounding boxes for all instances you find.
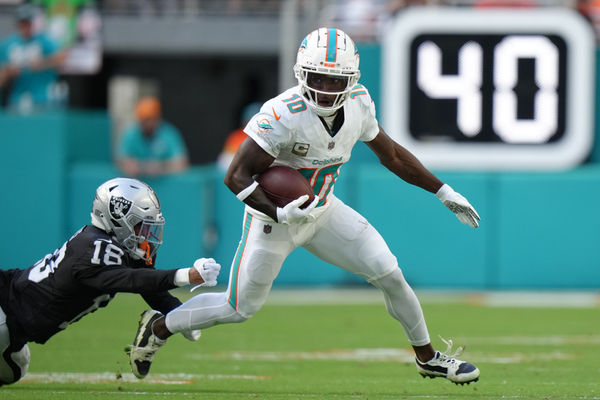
[293,27,361,116]
[91,177,164,262]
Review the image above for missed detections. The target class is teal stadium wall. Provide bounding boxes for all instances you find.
[1,47,600,289]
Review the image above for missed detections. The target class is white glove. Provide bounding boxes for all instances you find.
[191,258,221,290]
[181,328,202,342]
[276,195,319,225]
[435,184,480,228]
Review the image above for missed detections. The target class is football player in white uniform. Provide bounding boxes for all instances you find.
[128,27,481,385]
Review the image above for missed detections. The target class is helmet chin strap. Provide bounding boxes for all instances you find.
[315,107,339,117]
[132,247,146,259]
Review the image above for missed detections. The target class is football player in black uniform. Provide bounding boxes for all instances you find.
[0,177,221,386]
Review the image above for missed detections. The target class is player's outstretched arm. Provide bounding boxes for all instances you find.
[366,126,444,193]
[366,125,480,227]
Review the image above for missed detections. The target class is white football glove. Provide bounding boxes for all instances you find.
[181,328,202,342]
[191,258,221,290]
[276,195,319,225]
[435,184,480,228]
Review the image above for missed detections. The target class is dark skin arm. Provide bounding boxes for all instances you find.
[224,137,280,221]
[366,125,444,194]
[225,127,443,219]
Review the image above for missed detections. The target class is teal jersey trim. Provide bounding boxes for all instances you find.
[228,213,253,310]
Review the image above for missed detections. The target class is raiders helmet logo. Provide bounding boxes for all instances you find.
[109,196,132,219]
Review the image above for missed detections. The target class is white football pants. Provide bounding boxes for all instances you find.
[166,195,431,346]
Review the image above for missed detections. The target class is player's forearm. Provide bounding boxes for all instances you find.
[242,187,279,220]
[225,138,279,220]
[77,267,179,293]
[369,128,443,193]
[225,169,278,220]
[118,158,142,176]
[386,147,443,194]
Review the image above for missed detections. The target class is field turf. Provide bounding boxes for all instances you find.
[1,289,598,399]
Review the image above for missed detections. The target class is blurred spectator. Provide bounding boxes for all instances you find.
[217,102,262,171]
[39,0,103,74]
[321,0,386,42]
[0,4,67,113]
[117,96,190,177]
[472,0,539,7]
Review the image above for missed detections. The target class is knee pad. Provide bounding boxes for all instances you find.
[227,310,250,323]
[245,250,285,286]
[372,268,407,291]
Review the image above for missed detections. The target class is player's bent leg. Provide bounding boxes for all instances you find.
[0,307,30,385]
[167,212,291,332]
[372,269,479,384]
[129,293,252,379]
[0,344,30,386]
[165,292,248,334]
[305,200,480,385]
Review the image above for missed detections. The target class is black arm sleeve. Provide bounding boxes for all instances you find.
[73,263,178,293]
[142,291,182,314]
[68,227,179,295]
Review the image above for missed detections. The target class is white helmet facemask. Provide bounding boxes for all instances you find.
[294,27,361,116]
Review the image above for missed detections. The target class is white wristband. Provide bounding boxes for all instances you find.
[435,183,452,199]
[236,180,259,201]
[174,268,191,286]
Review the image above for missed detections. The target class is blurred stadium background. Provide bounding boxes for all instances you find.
[1,0,600,294]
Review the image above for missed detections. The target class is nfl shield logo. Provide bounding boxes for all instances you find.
[328,141,335,150]
[263,224,272,234]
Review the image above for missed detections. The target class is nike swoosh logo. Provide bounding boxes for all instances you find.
[272,107,281,121]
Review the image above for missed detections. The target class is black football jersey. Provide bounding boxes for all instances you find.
[0,225,182,344]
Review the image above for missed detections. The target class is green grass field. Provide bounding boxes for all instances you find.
[1,289,598,400]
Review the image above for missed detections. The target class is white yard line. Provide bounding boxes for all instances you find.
[21,372,270,384]
[263,288,600,308]
[15,389,600,399]
[184,347,581,364]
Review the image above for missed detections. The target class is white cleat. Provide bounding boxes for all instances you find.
[415,337,480,385]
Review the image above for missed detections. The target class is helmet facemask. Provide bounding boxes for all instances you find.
[119,215,164,264]
[295,69,358,116]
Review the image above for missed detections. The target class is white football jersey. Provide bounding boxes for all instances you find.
[244,84,379,214]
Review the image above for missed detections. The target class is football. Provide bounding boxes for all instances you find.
[257,166,315,208]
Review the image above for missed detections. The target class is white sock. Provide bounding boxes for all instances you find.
[372,268,431,346]
[165,292,246,333]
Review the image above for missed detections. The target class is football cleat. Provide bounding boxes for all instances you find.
[126,310,166,379]
[415,337,480,385]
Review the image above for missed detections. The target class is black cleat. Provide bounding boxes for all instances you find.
[126,310,165,379]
